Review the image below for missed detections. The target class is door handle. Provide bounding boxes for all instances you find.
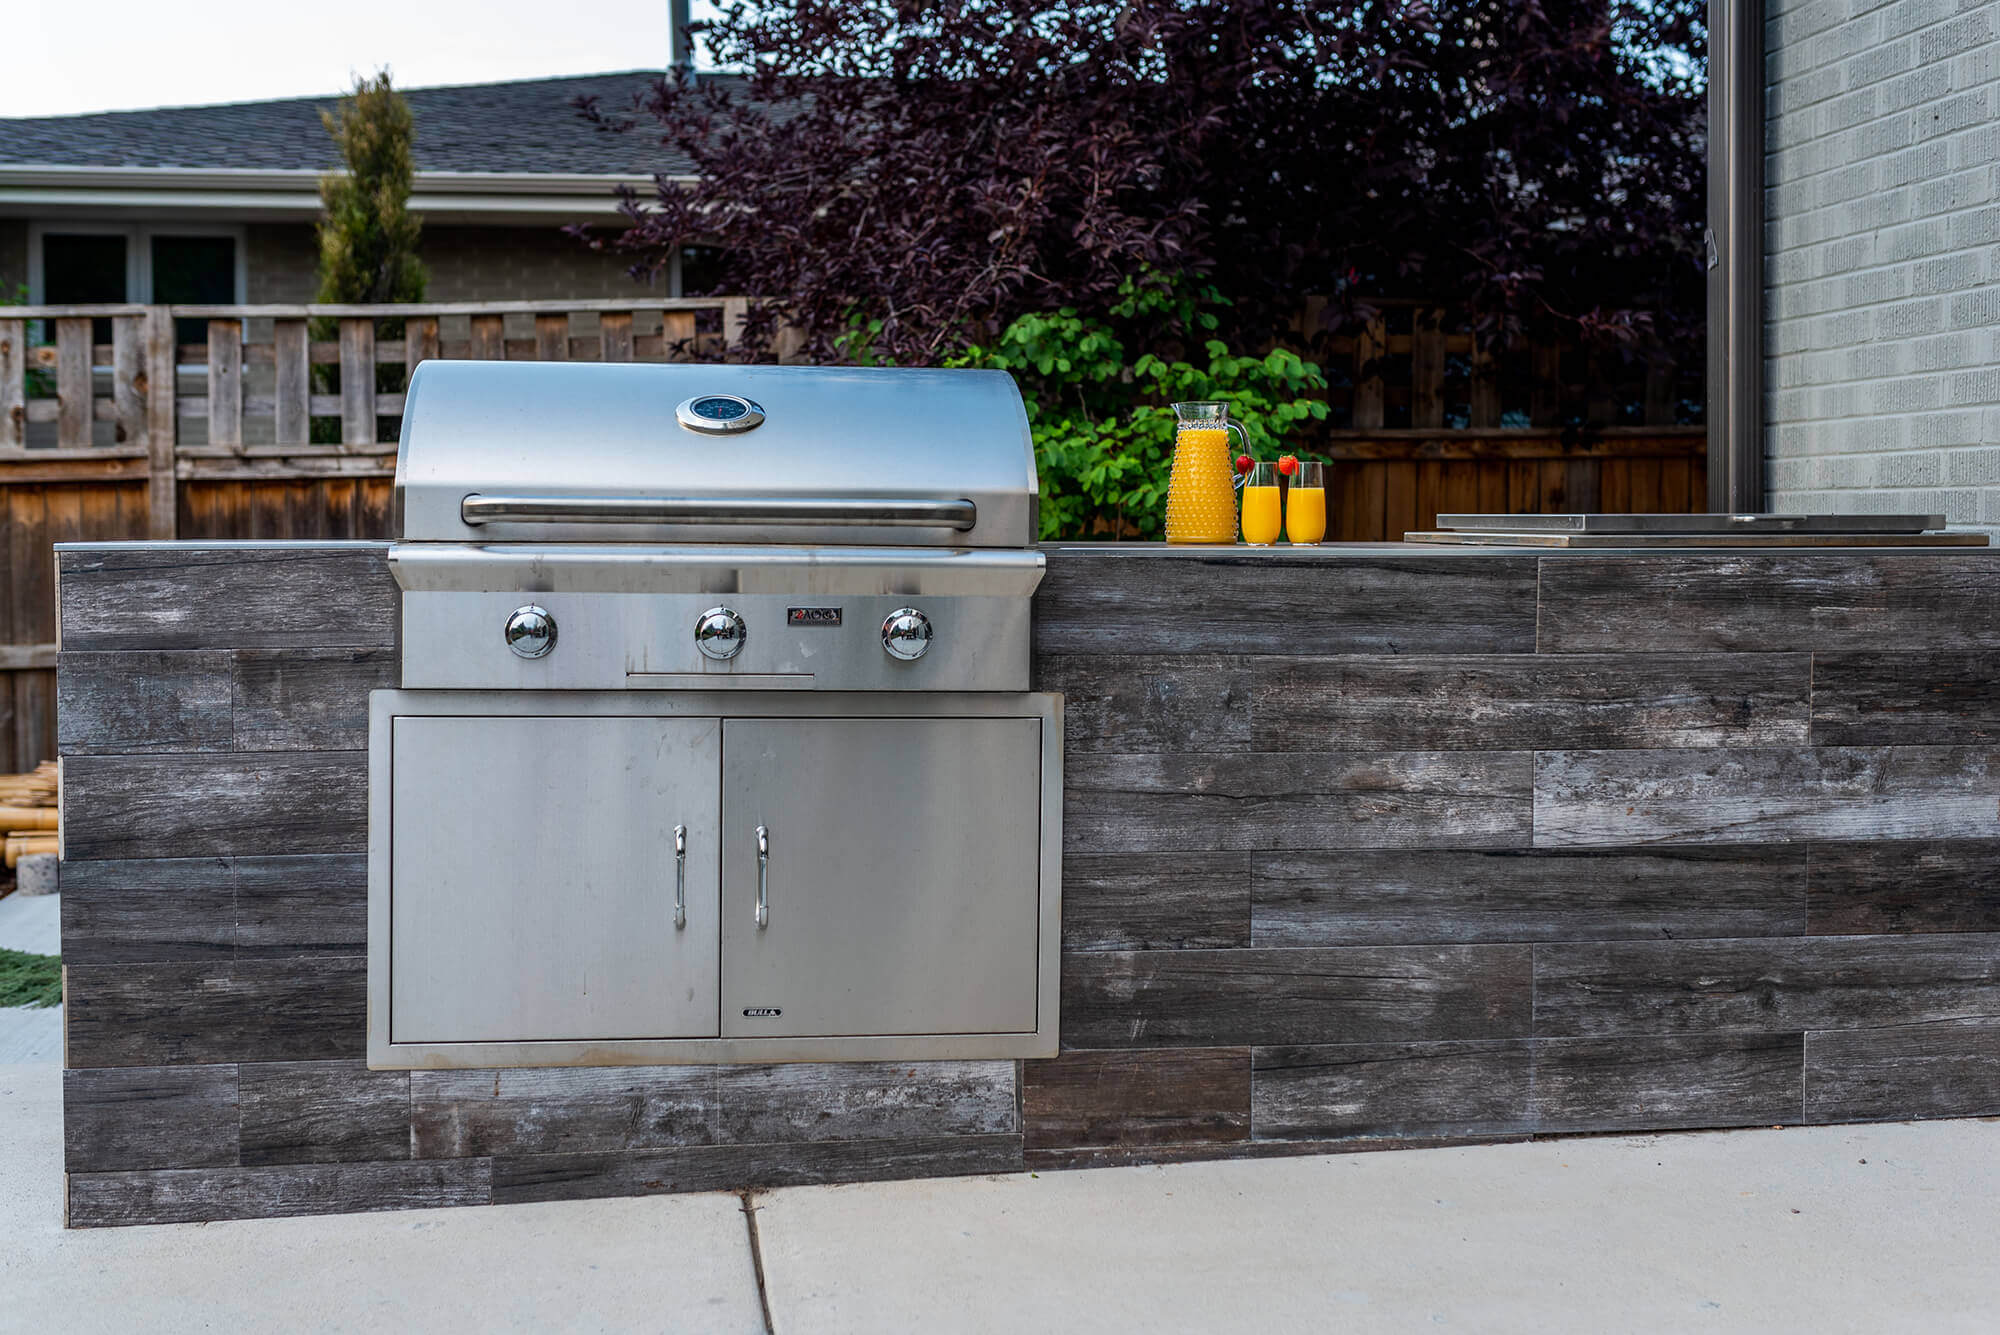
[755,825,769,929]
[673,824,687,930]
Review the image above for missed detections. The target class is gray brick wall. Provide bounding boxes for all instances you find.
[1766,0,2000,530]
[246,224,320,303]
[247,223,648,303]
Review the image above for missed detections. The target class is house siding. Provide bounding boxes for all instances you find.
[245,224,320,303]
[1765,0,2000,532]
[247,222,649,304]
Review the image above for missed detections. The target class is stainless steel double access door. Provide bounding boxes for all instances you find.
[367,691,1062,1068]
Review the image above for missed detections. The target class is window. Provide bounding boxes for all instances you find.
[152,236,238,344]
[29,224,244,343]
[41,233,128,343]
[675,244,727,297]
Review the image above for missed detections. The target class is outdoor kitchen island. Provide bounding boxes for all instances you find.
[54,540,2000,1226]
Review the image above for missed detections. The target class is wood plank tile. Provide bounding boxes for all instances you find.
[1534,746,2000,847]
[65,957,366,1067]
[1033,551,1538,656]
[239,1061,411,1165]
[59,858,236,964]
[1249,654,1811,751]
[1025,1132,1528,1173]
[59,854,366,963]
[1036,651,1811,752]
[1063,946,1532,1048]
[1061,852,1251,951]
[66,1159,490,1228]
[1033,654,1252,754]
[412,1067,715,1158]
[230,855,369,957]
[57,545,398,651]
[1251,1040,1529,1140]
[711,1061,1016,1145]
[1534,936,2000,1038]
[56,650,233,754]
[63,1065,241,1172]
[1066,751,1533,853]
[491,1135,1024,1206]
[1536,554,2000,653]
[1807,840,2000,935]
[411,1062,1014,1158]
[230,648,398,751]
[1530,1034,1803,1132]
[1021,1049,1250,1151]
[1806,1018,2000,1122]
[1252,846,1807,946]
[62,752,367,860]
[1810,652,2000,745]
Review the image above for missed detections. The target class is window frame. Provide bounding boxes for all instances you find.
[26,220,248,306]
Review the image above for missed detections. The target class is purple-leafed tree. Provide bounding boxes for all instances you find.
[575,0,1705,366]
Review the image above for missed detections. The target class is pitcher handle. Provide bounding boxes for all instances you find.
[1226,422,1250,490]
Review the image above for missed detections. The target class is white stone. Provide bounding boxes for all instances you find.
[13,853,57,897]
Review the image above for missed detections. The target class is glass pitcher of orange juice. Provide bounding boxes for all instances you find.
[1164,402,1249,544]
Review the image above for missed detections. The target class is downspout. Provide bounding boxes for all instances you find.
[1707,0,1765,512]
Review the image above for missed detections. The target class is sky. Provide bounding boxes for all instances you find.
[5,0,722,118]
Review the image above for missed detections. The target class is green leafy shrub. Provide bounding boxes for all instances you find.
[952,279,1328,540]
[0,947,61,1008]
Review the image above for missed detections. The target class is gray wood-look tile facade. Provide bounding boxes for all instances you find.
[56,543,2000,1225]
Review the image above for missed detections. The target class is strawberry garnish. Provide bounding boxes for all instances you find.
[1234,454,1253,475]
[1278,454,1299,476]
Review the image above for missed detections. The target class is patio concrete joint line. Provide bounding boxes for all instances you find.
[740,1190,777,1335]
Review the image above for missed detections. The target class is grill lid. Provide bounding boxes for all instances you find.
[396,361,1038,548]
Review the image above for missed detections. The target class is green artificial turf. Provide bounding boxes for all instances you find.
[0,947,61,1008]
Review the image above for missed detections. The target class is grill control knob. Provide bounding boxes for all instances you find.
[881,607,933,661]
[504,604,557,659]
[694,606,748,660]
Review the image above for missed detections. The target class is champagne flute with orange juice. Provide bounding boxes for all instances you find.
[1286,459,1327,545]
[1240,462,1283,546]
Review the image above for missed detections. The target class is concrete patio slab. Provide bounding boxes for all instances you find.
[752,1119,2000,1335]
[0,1006,61,1064]
[0,889,60,955]
[0,1063,766,1335]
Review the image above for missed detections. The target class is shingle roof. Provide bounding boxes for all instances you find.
[0,71,728,175]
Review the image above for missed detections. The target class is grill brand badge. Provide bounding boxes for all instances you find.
[787,607,842,626]
[742,1007,783,1018]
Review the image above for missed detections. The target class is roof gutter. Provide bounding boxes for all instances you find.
[0,164,691,223]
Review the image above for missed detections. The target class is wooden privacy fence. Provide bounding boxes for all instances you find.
[1294,299,1704,540]
[0,298,746,773]
[0,297,1702,772]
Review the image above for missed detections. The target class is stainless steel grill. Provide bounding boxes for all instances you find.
[368,361,1062,1071]
[391,360,1046,691]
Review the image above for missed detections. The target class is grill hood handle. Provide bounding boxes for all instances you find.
[460,494,977,531]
